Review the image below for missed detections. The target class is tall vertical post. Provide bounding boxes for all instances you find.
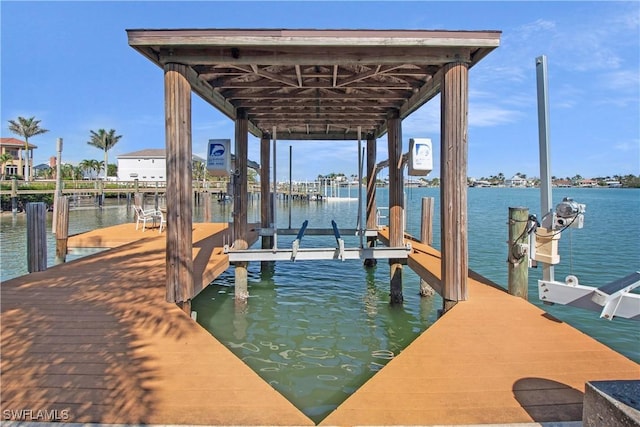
[233,109,249,300]
[55,196,69,264]
[164,62,194,313]
[26,202,47,272]
[387,110,404,304]
[203,191,211,222]
[440,62,469,313]
[11,177,18,214]
[364,134,377,267]
[52,138,63,232]
[288,145,292,229]
[536,55,554,282]
[272,127,278,250]
[419,197,436,296]
[508,206,529,299]
[357,126,364,248]
[260,134,273,270]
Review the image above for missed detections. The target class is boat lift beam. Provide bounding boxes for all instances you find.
[538,271,640,321]
[254,227,379,237]
[226,245,411,263]
[228,219,410,262]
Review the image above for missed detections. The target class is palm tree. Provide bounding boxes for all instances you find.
[8,116,49,182]
[87,129,122,180]
[0,153,13,180]
[107,163,117,178]
[79,159,94,179]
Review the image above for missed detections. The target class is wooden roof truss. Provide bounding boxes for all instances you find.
[127,29,501,141]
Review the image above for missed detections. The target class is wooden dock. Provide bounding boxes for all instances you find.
[321,233,640,425]
[1,223,638,425]
[1,223,312,425]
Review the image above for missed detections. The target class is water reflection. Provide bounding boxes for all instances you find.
[192,258,439,423]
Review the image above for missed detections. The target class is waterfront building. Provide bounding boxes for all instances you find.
[506,174,528,187]
[117,148,205,182]
[0,137,37,179]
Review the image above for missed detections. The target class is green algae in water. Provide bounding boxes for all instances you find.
[192,244,439,423]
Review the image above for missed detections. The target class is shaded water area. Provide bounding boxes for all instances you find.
[1,187,638,422]
[192,250,438,422]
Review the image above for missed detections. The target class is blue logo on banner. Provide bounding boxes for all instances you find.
[210,144,225,157]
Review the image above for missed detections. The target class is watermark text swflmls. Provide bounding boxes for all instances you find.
[2,409,71,421]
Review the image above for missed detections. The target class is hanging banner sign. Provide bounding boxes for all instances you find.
[206,139,231,176]
[408,138,433,176]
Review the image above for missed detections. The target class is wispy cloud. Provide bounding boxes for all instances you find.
[613,139,640,153]
[402,101,440,136]
[469,103,522,127]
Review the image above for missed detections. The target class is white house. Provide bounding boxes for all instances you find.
[117,149,206,182]
[117,148,259,182]
[505,174,528,187]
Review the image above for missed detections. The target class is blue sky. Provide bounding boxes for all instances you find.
[1,1,638,181]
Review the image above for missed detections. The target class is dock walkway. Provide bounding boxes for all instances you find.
[1,223,312,425]
[1,224,637,425]
[321,232,640,425]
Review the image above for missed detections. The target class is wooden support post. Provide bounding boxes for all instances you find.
[233,109,250,300]
[364,134,377,267]
[11,178,18,214]
[98,179,104,207]
[203,191,211,222]
[387,110,404,304]
[508,206,529,299]
[420,197,436,297]
[440,61,470,313]
[154,181,159,210]
[164,62,194,308]
[260,134,273,271]
[26,202,47,273]
[55,196,69,264]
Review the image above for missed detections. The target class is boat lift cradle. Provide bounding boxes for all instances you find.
[523,196,640,321]
[539,272,640,321]
[225,219,411,263]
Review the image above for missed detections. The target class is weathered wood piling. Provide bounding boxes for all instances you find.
[55,196,69,264]
[26,202,47,272]
[508,206,530,299]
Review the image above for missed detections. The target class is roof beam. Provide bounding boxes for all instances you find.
[156,46,473,66]
[295,65,303,87]
[227,91,409,100]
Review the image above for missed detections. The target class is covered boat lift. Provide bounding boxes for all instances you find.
[127,28,501,312]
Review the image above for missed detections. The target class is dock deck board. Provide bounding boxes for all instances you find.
[319,231,639,425]
[1,223,312,425]
[2,224,638,425]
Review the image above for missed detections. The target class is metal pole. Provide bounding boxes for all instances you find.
[288,145,292,229]
[536,55,554,282]
[357,126,364,247]
[272,126,278,249]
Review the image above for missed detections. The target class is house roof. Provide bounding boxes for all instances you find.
[0,137,38,149]
[118,148,205,162]
[127,28,501,141]
[118,149,166,158]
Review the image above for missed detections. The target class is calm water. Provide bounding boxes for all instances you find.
[1,187,639,422]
